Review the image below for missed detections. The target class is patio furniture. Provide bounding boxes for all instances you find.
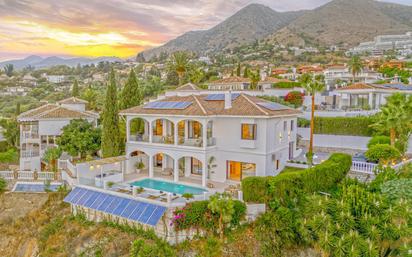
[161,168,173,176]
[207,182,215,188]
[148,192,166,200]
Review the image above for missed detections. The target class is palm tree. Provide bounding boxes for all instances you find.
[371,93,412,148]
[3,64,14,77]
[348,55,363,83]
[300,73,325,165]
[168,51,190,85]
[43,147,62,172]
[249,70,260,90]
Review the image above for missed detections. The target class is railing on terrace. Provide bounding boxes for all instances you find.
[21,131,39,139]
[0,170,59,181]
[207,137,216,147]
[21,150,40,158]
[351,161,378,174]
[129,134,149,142]
[152,135,174,144]
[351,158,412,175]
[179,138,203,147]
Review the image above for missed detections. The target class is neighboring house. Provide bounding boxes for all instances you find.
[1,86,31,96]
[17,97,98,171]
[22,74,38,86]
[120,92,301,187]
[208,76,251,91]
[324,65,382,90]
[44,75,68,83]
[335,83,412,110]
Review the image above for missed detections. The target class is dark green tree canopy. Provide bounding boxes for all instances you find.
[101,68,121,157]
[119,69,142,110]
[56,119,101,158]
[72,79,79,97]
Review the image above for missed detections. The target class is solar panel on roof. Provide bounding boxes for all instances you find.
[257,102,289,111]
[204,93,240,101]
[143,101,192,109]
[63,187,167,226]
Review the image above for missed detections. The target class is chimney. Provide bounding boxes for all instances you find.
[224,91,232,109]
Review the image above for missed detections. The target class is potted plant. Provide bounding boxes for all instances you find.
[137,187,144,194]
[182,193,194,202]
[107,181,115,188]
[135,161,145,173]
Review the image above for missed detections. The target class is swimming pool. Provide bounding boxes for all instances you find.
[13,182,61,193]
[130,179,207,195]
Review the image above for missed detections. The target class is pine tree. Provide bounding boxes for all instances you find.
[101,69,121,157]
[72,79,79,97]
[236,63,241,77]
[119,69,142,110]
[15,102,21,116]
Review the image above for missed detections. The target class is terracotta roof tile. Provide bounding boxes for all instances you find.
[120,93,301,117]
[175,83,201,91]
[58,97,88,104]
[336,83,394,91]
[210,76,251,84]
[18,104,98,121]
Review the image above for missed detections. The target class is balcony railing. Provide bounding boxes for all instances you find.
[179,138,203,147]
[207,137,216,146]
[152,135,174,144]
[22,131,39,139]
[21,150,40,158]
[130,134,149,142]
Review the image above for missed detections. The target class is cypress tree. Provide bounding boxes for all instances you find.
[119,69,142,110]
[236,63,241,77]
[72,79,79,97]
[243,67,249,78]
[101,69,121,157]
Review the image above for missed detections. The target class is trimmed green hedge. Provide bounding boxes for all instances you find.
[313,116,375,136]
[367,136,390,148]
[241,176,269,203]
[242,153,352,203]
[272,82,301,89]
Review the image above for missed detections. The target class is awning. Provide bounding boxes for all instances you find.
[64,187,167,226]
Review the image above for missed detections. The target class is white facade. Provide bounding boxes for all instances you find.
[349,32,412,54]
[18,99,98,171]
[123,108,299,187]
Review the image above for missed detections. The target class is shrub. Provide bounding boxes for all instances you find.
[365,144,401,164]
[242,153,352,204]
[0,148,18,163]
[381,179,412,202]
[297,118,310,128]
[130,239,175,257]
[284,91,304,107]
[314,116,375,136]
[241,176,268,203]
[0,177,7,193]
[367,135,390,148]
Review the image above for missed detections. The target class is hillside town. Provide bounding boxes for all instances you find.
[0,1,411,257]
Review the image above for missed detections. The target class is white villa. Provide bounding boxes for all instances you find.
[336,83,412,110]
[119,92,301,187]
[323,65,382,90]
[17,97,98,171]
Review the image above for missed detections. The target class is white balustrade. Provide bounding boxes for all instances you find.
[351,161,378,174]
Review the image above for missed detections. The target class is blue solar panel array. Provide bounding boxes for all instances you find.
[64,187,167,226]
[257,102,289,111]
[143,101,192,109]
[204,93,240,101]
[379,83,412,91]
[14,183,60,192]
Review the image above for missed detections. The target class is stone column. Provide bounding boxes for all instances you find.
[174,159,179,182]
[126,117,130,142]
[174,121,178,145]
[149,155,154,178]
[202,120,207,148]
[148,121,153,143]
[202,157,207,187]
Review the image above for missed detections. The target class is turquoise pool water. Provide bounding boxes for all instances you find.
[130,179,207,195]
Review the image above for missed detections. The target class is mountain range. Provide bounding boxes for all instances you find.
[143,0,412,58]
[0,56,122,70]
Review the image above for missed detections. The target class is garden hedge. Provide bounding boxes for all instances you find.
[313,116,375,136]
[242,153,352,203]
[367,135,390,148]
[272,82,301,89]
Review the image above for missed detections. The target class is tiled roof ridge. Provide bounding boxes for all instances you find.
[192,95,207,115]
[240,94,269,115]
[18,103,56,118]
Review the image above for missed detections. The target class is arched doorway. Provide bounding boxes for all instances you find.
[128,150,149,175]
[152,119,175,144]
[129,118,149,142]
[176,156,204,185]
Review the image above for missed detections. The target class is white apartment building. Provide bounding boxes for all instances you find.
[17,97,98,171]
[120,92,301,187]
[349,32,412,54]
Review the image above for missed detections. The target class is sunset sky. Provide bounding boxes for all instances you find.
[0,0,410,61]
